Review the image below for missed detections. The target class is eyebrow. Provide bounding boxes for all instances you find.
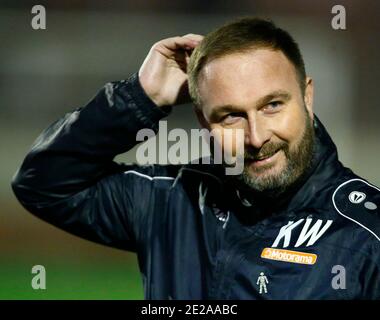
[208,90,292,121]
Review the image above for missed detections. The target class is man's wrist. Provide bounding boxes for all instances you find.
[121,73,172,131]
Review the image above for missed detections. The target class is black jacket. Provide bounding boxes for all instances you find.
[11,73,380,299]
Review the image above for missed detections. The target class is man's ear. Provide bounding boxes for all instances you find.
[194,106,210,130]
[304,77,314,120]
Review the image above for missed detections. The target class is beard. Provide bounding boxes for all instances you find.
[236,110,315,195]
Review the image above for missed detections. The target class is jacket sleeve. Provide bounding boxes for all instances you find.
[11,73,172,252]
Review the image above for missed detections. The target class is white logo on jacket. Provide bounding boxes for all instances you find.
[272,218,333,248]
[348,191,366,204]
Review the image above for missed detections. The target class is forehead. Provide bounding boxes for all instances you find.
[198,48,300,108]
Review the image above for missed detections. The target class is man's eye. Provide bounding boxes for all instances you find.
[263,101,283,112]
[221,112,244,124]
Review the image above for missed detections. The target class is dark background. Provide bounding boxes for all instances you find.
[1,0,379,299]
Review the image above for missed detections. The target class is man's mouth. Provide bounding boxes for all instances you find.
[247,149,281,167]
[255,153,276,161]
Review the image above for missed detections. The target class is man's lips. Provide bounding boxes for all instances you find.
[246,149,281,167]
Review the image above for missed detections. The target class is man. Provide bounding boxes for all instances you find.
[12,17,380,299]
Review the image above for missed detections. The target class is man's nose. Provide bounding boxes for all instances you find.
[245,116,271,149]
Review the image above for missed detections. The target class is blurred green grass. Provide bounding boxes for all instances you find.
[0,201,145,300]
[0,258,144,299]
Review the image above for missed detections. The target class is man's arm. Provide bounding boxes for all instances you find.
[11,34,203,251]
[11,74,171,251]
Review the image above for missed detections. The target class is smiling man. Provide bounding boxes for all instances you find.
[12,17,380,299]
[191,48,315,195]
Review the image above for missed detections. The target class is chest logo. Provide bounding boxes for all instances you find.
[256,272,269,294]
[261,248,317,265]
[271,218,333,248]
[348,191,366,204]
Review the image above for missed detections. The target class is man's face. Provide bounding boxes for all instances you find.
[196,48,315,193]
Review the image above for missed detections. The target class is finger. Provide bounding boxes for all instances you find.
[159,36,200,52]
[182,33,204,43]
[154,36,200,59]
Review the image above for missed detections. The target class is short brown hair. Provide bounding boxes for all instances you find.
[188,17,306,107]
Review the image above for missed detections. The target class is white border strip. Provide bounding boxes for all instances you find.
[124,170,175,181]
[332,178,380,242]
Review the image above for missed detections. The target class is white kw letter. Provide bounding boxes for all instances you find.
[295,218,333,247]
[271,219,304,248]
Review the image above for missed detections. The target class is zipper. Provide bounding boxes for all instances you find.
[209,215,265,299]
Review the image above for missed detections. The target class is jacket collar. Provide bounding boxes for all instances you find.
[181,115,346,216]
